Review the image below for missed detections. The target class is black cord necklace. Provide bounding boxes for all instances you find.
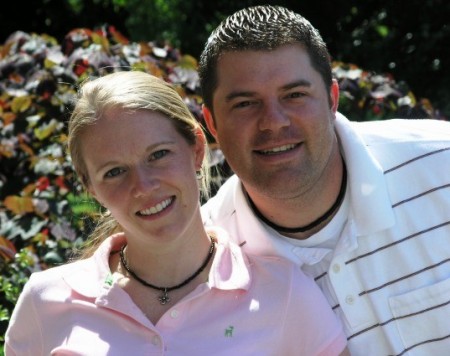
[248,160,347,234]
[119,236,215,305]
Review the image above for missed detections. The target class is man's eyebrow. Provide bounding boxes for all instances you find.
[224,80,313,102]
[282,79,312,90]
[225,91,255,102]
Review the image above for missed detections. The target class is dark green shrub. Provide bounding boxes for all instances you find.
[0,25,446,342]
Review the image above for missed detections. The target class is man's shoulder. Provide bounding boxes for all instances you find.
[343,117,450,172]
[202,174,240,222]
[350,118,450,145]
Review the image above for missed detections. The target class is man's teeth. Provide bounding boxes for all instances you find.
[261,144,296,154]
[139,198,172,216]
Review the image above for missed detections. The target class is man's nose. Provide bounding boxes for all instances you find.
[258,100,290,131]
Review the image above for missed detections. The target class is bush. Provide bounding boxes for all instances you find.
[333,61,446,121]
[0,25,446,342]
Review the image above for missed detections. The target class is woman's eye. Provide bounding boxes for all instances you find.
[104,167,124,178]
[150,149,169,161]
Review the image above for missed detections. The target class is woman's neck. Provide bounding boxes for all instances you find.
[121,227,212,287]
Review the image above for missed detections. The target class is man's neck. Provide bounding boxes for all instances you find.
[245,154,346,240]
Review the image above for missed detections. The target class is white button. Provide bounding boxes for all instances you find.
[332,264,341,273]
[96,299,106,306]
[345,295,355,305]
[152,336,161,346]
[170,309,179,318]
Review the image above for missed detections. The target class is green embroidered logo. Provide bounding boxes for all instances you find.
[104,273,113,287]
[225,326,234,337]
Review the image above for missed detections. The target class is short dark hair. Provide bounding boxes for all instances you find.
[198,5,333,112]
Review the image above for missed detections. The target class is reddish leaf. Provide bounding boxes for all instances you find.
[0,236,16,261]
[4,195,35,215]
[36,177,50,191]
[109,25,129,45]
[1,111,17,125]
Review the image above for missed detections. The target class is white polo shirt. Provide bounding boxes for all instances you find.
[201,114,450,355]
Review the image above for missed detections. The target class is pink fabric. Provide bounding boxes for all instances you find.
[5,227,346,355]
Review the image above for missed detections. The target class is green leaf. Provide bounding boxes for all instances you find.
[43,251,64,264]
[67,193,99,215]
[376,25,389,38]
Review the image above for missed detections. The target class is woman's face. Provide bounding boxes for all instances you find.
[81,109,205,245]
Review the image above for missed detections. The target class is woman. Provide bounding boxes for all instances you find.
[5,71,348,355]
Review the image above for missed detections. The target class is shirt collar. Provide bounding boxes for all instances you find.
[335,113,395,235]
[62,229,251,296]
[62,233,126,298]
[232,184,320,266]
[206,226,251,291]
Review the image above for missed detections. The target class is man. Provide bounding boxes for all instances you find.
[199,5,450,355]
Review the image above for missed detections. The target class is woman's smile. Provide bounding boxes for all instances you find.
[137,197,175,217]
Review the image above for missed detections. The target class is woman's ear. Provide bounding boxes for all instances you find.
[85,181,99,203]
[193,127,206,170]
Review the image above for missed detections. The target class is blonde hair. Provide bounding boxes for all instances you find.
[68,70,210,258]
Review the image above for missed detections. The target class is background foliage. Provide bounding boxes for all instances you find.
[0,0,448,347]
[1,0,449,117]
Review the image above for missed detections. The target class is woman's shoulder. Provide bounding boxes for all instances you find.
[25,258,91,291]
[27,234,123,291]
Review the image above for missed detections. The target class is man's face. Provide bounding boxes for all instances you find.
[203,44,340,201]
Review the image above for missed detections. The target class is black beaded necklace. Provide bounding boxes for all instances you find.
[248,161,347,234]
[119,236,215,305]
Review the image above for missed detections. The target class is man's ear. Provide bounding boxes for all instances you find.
[202,105,219,143]
[330,79,340,114]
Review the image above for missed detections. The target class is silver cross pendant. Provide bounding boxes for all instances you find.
[158,289,170,305]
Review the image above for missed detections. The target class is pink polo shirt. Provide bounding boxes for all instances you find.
[5,227,346,355]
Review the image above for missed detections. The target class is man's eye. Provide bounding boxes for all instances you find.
[150,149,169,160]
[287,92,304,99]
[105,167,124,178]
[234,101,252,109]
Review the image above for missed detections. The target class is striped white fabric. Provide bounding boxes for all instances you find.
[202,114,450,356]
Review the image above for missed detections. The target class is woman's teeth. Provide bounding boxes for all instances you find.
[139,197,172,216]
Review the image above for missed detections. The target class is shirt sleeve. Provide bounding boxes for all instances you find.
[5,275,44,356]
[281,264,347,356]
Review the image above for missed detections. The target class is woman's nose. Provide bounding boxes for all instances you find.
[131,167,159,198]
